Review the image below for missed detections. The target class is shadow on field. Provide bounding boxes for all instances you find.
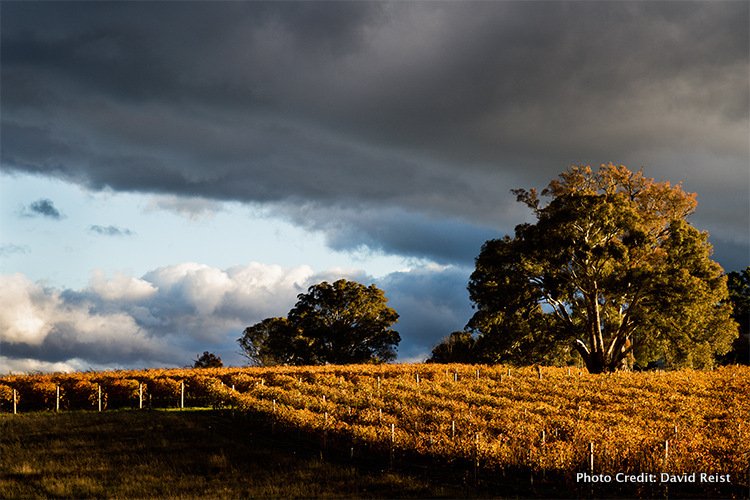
[0,410,745,499]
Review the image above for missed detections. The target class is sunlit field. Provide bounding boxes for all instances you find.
[1,364,748,498]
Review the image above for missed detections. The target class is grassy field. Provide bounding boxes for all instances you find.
[0,409,480,499]
[1,364,749,498]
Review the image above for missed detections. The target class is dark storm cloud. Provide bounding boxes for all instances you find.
[89,225,134,237]
[22,199,63,219]
[278,204,499,265]
[1,1,747,267]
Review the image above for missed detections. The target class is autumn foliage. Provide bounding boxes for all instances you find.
[1,364,747,486]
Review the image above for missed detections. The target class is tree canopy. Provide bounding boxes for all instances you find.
[426,331,477,364]
[724,267,749,365]
[467,164,737,373]
[193,351,223,368]
[238,279,400,366]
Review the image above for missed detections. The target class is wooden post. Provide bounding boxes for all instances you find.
[415,373,420,384]
[56,385,60,412]
[451,420,456,439]
[541,430,545,445]
[664,440,669,466]
[476,368,480,379]
[507,368,511,377]
[180,381,185,409]
[379,408,382,423]
[453,371,458,382]
[391,423,395,444]
[98,384,102,412]
[12,389,17,414]
[589,442,594,473]
[474,432,480,484]
[139,383,143,410]
[377,376,381,390]
[273,399,276,411]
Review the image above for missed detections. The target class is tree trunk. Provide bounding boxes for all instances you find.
[573,339,612,374]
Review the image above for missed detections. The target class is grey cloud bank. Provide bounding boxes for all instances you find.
[0,2,747,372]
[1,1,747,270]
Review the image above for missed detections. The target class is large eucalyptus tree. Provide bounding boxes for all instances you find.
[468,164,737,373]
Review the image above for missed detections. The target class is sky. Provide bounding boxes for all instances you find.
[1,1,748,373]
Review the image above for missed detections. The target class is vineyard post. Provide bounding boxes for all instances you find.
[476,368,480,379]
[664,440,669,468]
[541,430,545,445]
[139,383,143,410]
[416,373,419,385]
[474,432,480,486]
[180,381,185,409]
[12,389,17,414]
[451,420,455,439]
[589,442,594,474]
[98,384,102,412]
[507,368,511,377]
[56,385,60,412]
[453,371,458,382]
[391,424,396,469]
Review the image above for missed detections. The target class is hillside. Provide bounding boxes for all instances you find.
[1,364,748,498]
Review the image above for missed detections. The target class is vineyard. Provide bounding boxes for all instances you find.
[1,364,748,495]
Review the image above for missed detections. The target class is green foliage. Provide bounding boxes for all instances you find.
[468,164,738,372]
[426,331,477,363]
[194,351,224,368]
[238,279,400,366]
[723,267,750,365]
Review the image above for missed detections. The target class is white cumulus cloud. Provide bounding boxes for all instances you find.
[0,262,473,372]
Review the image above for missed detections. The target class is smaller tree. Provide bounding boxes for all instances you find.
[238,279,400,365]
[427,331,477,363]
[193,351,223,368]
[238,317,312,366]
[723,267,750,365]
